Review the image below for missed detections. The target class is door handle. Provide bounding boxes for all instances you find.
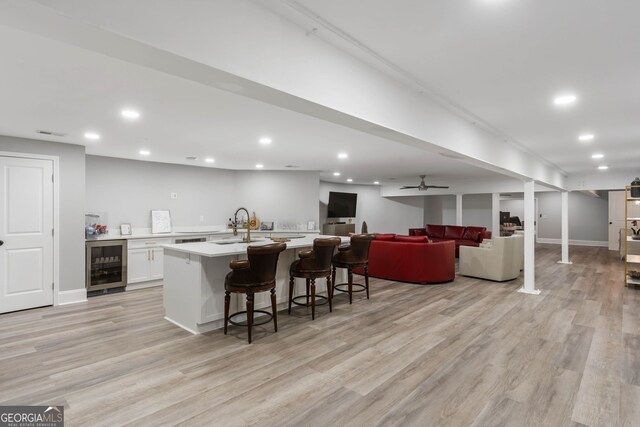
[152,249,154,261]
[0,240,3,246]
[148,250,150,261]
[610,222,613,225]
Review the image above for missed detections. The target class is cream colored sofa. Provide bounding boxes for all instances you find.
[459,235,524,282]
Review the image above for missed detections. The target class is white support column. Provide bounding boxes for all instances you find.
[558,191,572,264]
[456,194,463,226]
[519,180,541,295]
[492,193,500,238]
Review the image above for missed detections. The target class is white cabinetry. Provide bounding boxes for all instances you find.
[127,238,171,284]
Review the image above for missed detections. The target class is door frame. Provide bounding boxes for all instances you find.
[0,151,60,306]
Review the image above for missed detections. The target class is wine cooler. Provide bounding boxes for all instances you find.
[86,240,128,292]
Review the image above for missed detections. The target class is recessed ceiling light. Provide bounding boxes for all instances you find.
[84,132,100,140]
[553,94,577,106]
[121,109,140,119]
[347,178,353,182]
[591,153,604,159]
[373,181,380,185]
[598,165,609,170]
[255,164,264,169]
[139,150,150,156]
[579,134,595,142]
[205,158,215,163]
[338,153,348,159]
[333,172,341,176]
[259,137,272,145]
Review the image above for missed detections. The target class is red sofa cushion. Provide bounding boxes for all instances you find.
[375,233,396,241]
[463,226,486,243]
[426,224,445,239]
[395,235,428,243]
[444,225,466,240]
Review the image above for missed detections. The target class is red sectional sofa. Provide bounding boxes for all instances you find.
[408,224,491,257]
[354,234,455,284]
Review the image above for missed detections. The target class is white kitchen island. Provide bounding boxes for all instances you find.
[162,235,348,334]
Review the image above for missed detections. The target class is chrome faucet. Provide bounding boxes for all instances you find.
[233,207,251,243]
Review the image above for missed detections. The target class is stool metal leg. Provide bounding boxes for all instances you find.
[348,266,353,304]
[305,279,310,306]
[365,265,370,299]
[224,291,230,335]
[331,266,336,301]
[246,293,254,344]
[270,287,278,332]
[327,274,333,312]
[311,278,316,320]
[288,276,294,314]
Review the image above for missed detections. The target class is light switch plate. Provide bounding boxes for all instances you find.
[170,192,178,199]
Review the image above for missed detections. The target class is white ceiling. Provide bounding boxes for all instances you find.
[3,0,638,186]
[0,24,497,185]
[279,0,640,175]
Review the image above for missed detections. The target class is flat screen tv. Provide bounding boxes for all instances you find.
[327,191,357,218]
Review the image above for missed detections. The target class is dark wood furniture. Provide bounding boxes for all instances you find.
[331,234,376,304]
[223,242,286,343]
[288,237,341,319]
[322,223,356,236]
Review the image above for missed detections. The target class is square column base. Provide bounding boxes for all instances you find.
[518,287,542,295]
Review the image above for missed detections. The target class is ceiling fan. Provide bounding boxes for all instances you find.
[400,175,449,191]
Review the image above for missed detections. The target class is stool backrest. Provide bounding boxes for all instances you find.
[347,234,376,263]
[311,237,342,270]
[246,242,287,283]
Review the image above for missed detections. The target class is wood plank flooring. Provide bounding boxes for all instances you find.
[1,244,639,426]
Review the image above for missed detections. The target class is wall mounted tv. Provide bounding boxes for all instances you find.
[327,191,357,218]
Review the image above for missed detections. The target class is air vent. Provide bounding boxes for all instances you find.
[185,156,198,161]
[285,165,300,168]
[36,130,67,137]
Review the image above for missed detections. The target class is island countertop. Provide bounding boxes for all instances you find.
[161,234,347,257]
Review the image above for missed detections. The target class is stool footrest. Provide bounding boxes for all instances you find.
[291,294,328,307]
[334,283,366,293]
[229,310,272,327]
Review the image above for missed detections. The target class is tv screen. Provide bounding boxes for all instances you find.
[328,191,357,218]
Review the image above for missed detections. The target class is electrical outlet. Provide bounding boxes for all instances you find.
[199,215,204,222]
[170,192,178,199]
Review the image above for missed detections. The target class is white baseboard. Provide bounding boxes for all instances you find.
[57,289,88,305]
[536,238,608,247]
[126,280,163,291]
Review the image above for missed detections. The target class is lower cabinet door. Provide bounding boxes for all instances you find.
[149,248,164,280]
[127,248,151,284]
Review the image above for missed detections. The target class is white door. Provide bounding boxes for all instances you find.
[609,191,626,250]
[0,156,54,313]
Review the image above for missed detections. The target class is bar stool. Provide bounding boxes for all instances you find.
[288,237,341,320]
[331,234,376,304]
[224,242,286,343]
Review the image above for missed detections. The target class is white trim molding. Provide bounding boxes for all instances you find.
[536,238,608,247]
[57,289,87,305]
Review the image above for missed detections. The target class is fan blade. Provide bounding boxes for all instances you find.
[425,185,449,189]
[400,186,420,189]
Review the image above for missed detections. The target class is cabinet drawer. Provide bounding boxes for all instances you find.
[127,238,173,249]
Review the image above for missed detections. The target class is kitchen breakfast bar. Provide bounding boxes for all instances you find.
[161,234,348,334]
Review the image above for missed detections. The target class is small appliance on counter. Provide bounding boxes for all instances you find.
[85,213,108,239]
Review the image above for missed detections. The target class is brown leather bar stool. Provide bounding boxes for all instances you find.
[224,242,286,343]
[288,237,341,320]
[331,234,376,304]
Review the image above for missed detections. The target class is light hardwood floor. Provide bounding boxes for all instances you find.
[1,244,639,426]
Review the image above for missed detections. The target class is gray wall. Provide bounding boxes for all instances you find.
[461,194,492,229]
[0,135,86,292]
[86,156,321,229]
[537,191,608,242]
[319,182,424,234]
